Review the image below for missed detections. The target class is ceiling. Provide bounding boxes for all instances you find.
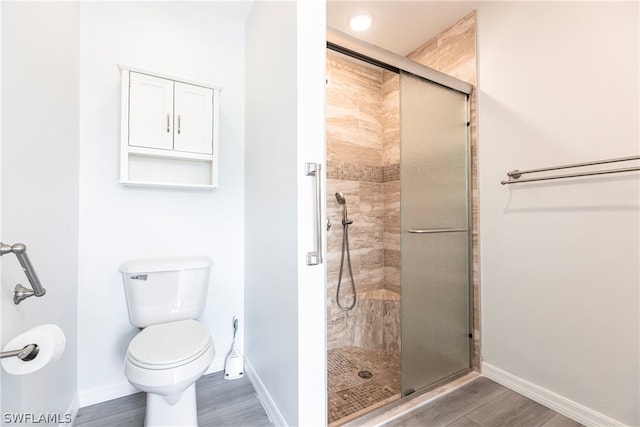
[179,1,255,24]
[326,1,479,56]
[182,1,479,58]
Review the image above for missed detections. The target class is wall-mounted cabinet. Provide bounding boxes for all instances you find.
[119,65,220,189]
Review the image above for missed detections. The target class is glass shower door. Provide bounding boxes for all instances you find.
[400,72,471,395]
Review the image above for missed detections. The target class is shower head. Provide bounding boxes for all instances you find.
[335,192,352,225]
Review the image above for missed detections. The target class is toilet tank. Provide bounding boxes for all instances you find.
[120,256,212,328]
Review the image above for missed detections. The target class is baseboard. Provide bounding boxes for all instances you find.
[78,379,139,408]
[64,393,79,426]
[482,362,626,427]
[244,357,287,427]
[205,355,225,375]
[78,356,226,407]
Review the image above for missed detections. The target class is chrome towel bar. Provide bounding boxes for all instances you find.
[0,242,46,304]
[501,155,640,185]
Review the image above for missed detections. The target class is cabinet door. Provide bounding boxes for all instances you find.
[173,82,213,154]
[129,72,174,150]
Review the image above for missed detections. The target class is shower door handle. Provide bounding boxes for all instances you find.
[408,228,468,234]
[305,162,323,266]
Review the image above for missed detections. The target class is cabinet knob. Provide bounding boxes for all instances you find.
[177,115,181,134]
[166,114,170,133]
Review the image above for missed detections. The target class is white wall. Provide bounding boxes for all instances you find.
[77,2,245,404]
[245,2,300,424]
[245,1,326,425]
[295,2,327,424]
[477,2,639,425]
[1,1,79,418]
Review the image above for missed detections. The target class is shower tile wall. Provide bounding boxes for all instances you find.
[407,11,480,370]
[326,51,400,352]
[382,70,400,298]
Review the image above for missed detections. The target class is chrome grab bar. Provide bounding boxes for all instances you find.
[0,242,46,304]
[0,344,39,361]
[305,162,323,266]
[408,228,468,234]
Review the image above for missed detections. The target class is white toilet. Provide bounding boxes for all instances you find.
[120,256,214,427]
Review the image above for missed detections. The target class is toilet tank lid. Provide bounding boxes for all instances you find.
[120,256,212,273]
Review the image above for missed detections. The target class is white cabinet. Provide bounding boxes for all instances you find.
[120,66,220,189]
[173,81,214,155]
[128,72,175,151]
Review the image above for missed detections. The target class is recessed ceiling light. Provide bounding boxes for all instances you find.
[349,11,373,32]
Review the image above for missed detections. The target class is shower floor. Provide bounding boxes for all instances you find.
[327,346,401,424]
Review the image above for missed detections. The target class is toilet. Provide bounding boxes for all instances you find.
[120,256,214,427]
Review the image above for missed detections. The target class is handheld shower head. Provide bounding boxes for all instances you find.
[335,192,352,225]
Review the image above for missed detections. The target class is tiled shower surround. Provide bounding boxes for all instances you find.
[326,51,401,424]
[326,50,400,353]
[326,11,478,424]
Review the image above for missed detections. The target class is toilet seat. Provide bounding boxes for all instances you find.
[127,319,212,370]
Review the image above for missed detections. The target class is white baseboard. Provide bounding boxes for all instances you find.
[205,356,225,375]
[78,379,139,408]
[78,356,226,407]
[244,357,287,427]
[482,362,626,427]
[64,394,79,426]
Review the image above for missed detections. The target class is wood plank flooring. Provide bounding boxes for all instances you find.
[74,373,272,427]
[380,377,583,427]
[75,374,583,427]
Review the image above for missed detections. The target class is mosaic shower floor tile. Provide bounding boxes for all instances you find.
[328,346,401,424]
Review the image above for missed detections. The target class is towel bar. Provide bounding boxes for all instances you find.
[501,155,640,185]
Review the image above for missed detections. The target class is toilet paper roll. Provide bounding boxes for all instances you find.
[2,324,66,375]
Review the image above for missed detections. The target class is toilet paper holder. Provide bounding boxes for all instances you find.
[0,242,46,304]
[0,344,39,361]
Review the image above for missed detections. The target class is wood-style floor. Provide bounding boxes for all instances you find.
[74,373,271,426]
[75,374,582,427]
[379,377,583,427]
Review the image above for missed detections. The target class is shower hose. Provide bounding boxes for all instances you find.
[336,218,357,311]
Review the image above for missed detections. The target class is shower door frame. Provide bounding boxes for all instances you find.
[326,26,475,399]
[326,28,472,95]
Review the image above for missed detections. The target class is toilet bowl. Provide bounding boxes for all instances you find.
[120,257,214,427]
[125,320,214,426]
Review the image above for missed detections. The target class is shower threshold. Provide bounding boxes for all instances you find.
[336,370,479,427]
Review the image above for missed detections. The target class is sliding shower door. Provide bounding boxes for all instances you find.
[400,72,471,395]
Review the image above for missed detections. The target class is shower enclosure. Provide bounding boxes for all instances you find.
[400,72,471,395]
[326,30,472,424]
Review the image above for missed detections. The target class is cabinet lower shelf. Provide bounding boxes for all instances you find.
[121,152,217,190]
[119,180,216,190]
